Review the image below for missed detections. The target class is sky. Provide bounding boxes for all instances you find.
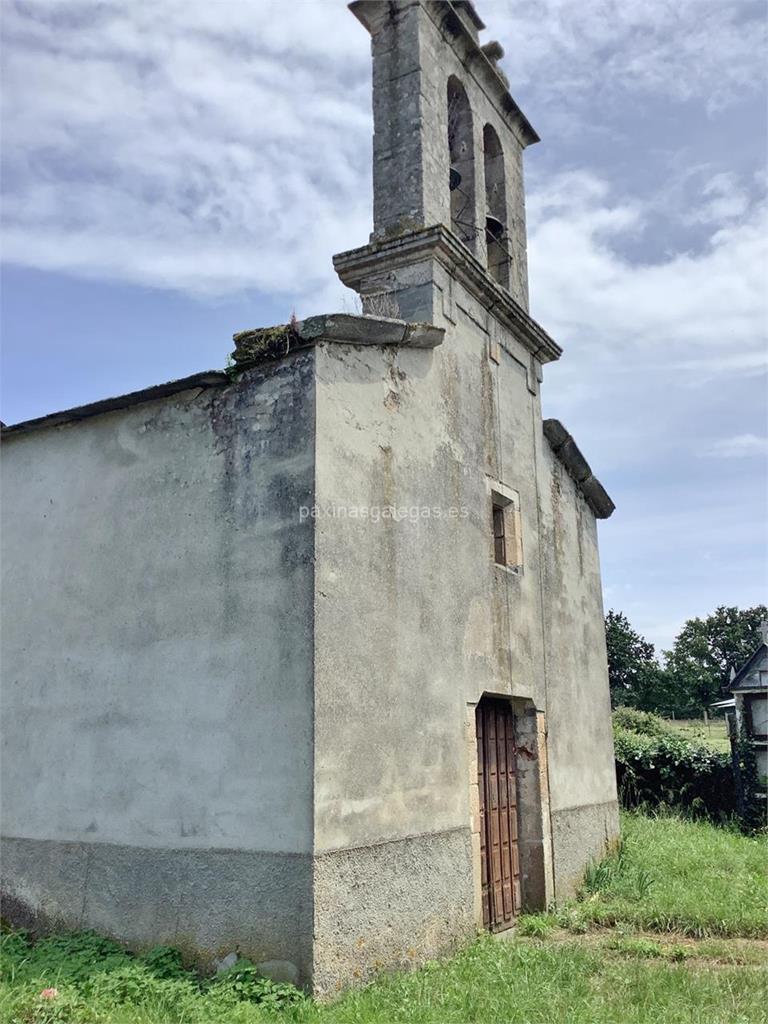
[1,0,766,652]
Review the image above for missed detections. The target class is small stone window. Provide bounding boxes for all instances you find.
[490,486,523,572]
[492,502,507,565]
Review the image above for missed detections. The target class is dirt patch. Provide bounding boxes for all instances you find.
[536,927,768,966]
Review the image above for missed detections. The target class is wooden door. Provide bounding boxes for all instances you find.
[476,697,521,930]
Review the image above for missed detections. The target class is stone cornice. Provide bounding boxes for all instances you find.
[454,1,484,33]
[231,313,443,367]
[298,313,443,349]
[334,225,563,364]
[432,2,539,147]
[543,419,615,520]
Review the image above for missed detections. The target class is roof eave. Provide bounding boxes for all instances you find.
[542,419,615,519]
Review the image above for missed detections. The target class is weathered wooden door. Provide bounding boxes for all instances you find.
[476,697,521,930]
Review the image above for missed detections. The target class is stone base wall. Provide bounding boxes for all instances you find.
[0,837,313,986]
[311,828,476,998]
[2,829,479,996]
[550,799,620,900]
[3,809,621,993]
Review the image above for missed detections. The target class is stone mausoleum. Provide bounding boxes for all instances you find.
[1,0,619,996]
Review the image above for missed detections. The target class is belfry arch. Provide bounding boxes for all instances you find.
[447,76,476,250]
[483,123,509,287]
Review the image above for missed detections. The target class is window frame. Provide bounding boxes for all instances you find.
[489,482,523,574]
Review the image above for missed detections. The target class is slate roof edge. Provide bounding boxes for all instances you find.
[3,314,444,439]
[729,643,768,692]
[1,372,229,439]
[543,418,616,519]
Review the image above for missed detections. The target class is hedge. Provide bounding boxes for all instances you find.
[613,718,736,822]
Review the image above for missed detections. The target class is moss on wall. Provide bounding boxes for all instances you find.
[230,324,303,369]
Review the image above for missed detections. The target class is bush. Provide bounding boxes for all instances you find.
[735,719,766,833]
[0,931,306,1023]
[0,930,132,987]
[137,945,188,980]
[612,708,675,738]
[0,929,31,981]
[207,959,305,1010]
[613,725,736,821]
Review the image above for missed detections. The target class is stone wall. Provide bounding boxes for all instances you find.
[309,276,616,987]
[1,352,317,980]
[538,448,620,897]
[1,304,618,993]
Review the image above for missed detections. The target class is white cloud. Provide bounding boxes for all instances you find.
[494,0,767,111]
[686,173,752,226]
[528,170,768,382]
[0,0,372,310]
[706,434,768,459]
[2,0,766,317]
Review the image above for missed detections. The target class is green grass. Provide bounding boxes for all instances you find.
[1,813,766,1024]
[569,811,768,938]
[2,934,766,1024]
[664,717,731,754]
[317,936,768,1024]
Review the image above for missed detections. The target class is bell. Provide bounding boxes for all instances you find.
[449,166,462,191]
[486,215,505,240]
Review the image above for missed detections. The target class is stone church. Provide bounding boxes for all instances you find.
[1,0,618,996]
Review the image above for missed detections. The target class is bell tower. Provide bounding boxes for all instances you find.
[335,0,542,318]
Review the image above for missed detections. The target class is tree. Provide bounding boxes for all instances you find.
[664,605,768,715]
[605,610,665,711]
